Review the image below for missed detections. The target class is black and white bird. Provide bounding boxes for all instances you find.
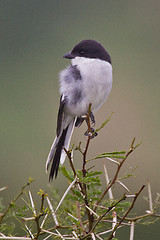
[46,39,112,181]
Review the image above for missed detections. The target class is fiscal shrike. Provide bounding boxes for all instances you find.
[46,39,112,181]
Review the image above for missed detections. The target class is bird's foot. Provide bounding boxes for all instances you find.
[84,127,98,139]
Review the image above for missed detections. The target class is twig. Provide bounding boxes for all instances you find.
[103,162,117,238]
[55,229,65,239]
[94,138,137,211]
[148,181,153,213]
[0,237,31,240]
[43,234,53,240]
[81,194,126,239]
[68,213,79,221]
[103,162,113,200]
[117,212,160,221]
[108,184,145,240]
[116,180,131,193]
[82,110,92,176]
[34,192,46,239]
[95,234,103,240]
[29,191,36,215]
[97,225,123,236]
[24,223,34,239]
[81,104,95,232]
[0,178,34,223]
[46,196,59,226]
[56,177,77,212]
[64,148,77,177]
[0,186,8,192]
[91,233,96,240]
[40,213,48,229]
[129,221,135,240]
[85,205,99,218]
[97,219,132,226]
[91,194,126,233]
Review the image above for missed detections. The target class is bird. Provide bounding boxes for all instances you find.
[46,39,112,181]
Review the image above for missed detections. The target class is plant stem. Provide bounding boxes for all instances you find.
[82,106,94,234]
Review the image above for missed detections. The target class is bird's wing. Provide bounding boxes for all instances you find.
[56,95,66,137]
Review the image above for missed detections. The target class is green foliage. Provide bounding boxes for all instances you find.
[60,165,74,181]
[0,116,159,239]
[94,151,126,160]
[95,112,114,133]
[0,221,15,236]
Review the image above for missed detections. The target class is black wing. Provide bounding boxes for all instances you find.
[56,96,66,137]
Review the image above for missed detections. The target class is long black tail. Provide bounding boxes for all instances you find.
[49,126,68,181]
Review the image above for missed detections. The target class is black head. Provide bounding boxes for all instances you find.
[63,39,111,64]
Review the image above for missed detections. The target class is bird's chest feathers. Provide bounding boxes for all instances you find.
[76,58,112,102]
[60,57,112,116]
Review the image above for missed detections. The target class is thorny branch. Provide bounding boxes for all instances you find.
[94,138,139,211]
[108,185,145,240]
[1,113,160,240]
[81,104,95,233]
[64,104,95,234]
[82,103,92,176]
[34,193,46,239]
[0,178,34,224]
[81,194,126,240]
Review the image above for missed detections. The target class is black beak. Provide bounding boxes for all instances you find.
[63,52,75,59]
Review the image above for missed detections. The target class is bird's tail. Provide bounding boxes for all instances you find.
[46,118,76,181]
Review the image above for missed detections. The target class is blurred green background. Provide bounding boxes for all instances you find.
[0,0,160,238]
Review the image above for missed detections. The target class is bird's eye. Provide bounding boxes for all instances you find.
[79,50,85,55]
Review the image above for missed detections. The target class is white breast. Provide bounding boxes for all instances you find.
[60,57,112,117]
[73,57,112,112]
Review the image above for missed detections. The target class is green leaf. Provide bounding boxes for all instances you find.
[72,190,83,201]
[60,166,74,181]
[95,151,126,160]
[67,193,80,201]
[115,201,131,212]
[87,171,103,176]
[95,112,114,133]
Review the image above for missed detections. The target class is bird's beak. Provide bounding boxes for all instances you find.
[63,52,75,59]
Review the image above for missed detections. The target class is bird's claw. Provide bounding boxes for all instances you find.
[84,127,98,139]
